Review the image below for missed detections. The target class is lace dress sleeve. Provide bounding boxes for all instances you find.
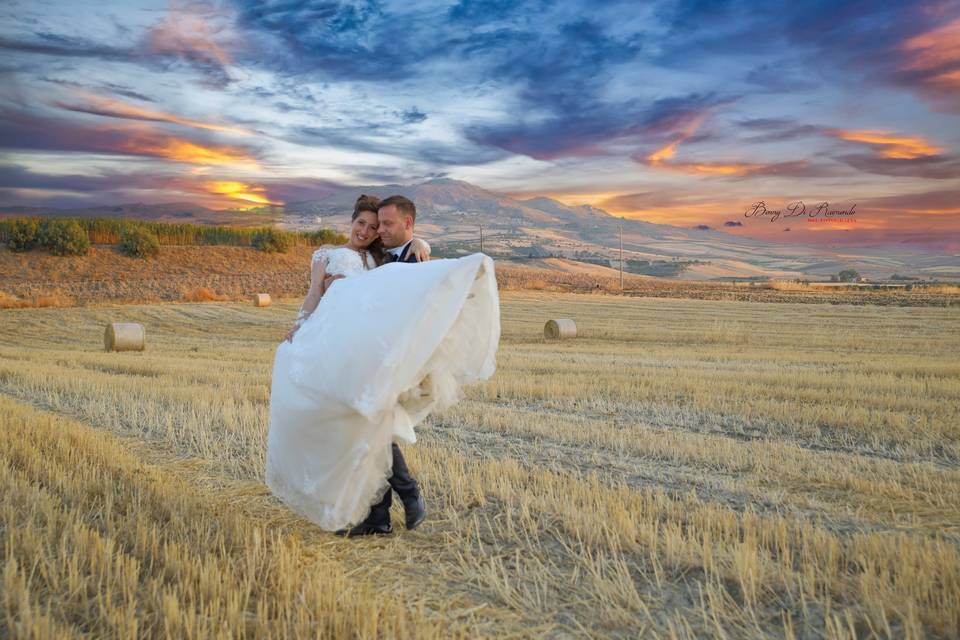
[294,247,329,328]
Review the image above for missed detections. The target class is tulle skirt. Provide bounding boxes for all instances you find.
[265,253,500,530]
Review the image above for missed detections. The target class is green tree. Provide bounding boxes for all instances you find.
[838,269,861,282]
[5,219,39,252]
[252,227,292,253]
[119,226,161,258]
[38,219,90,256]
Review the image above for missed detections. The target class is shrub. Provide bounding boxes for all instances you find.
[252,227,292,253]
[6,219,40,252]
[38,219,90,256]
[119,226,160,258]
[838,269,861,282]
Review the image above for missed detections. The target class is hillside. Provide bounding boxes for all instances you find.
[4,178,958,281]
[279,178,960,281]
[3,245,957,308]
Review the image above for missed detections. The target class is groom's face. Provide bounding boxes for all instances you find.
[377,204,414,249]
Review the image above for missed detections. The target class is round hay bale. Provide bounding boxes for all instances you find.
[253,293,272,307]
[104,322,145,352]
[544,318,577,339]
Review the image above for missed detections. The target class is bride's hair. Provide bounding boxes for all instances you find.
[352,194,386,266]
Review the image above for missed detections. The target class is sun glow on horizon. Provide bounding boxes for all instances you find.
[204,181,281,206]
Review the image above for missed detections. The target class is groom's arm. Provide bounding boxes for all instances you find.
[408,237,431,262]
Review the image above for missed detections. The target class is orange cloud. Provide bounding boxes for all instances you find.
[146,9,233,68]
[656,161,764,176]
[117,134,257,167]
[900,18,960,94]
[58,91,251,135]
[645,112,708,166]
[205,181,281,206]
[826,128,943,159]
[642,113,820,177]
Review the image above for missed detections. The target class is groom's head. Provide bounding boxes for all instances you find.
[377,195,416,249]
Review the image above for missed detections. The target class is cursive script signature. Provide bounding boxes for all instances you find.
[744,201,857,222]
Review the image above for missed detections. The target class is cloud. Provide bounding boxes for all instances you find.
[142,4,237,88]
[54,92,252,135]
[639,111,833,178]
[0,109,260,168]
[395,107,427,124]
[893,17,960,111]
[779,2,960,113]
[229,0,405,80]
[823,129,943,159]
[0,5,239,89]
[857,188,960,214]
[468,92,729,160]
[0,31,132,62]
[40,77,157,102]
[823,127,960,178]
[0,163,339,209]
[641,157,832,178]
[837,153,960,179]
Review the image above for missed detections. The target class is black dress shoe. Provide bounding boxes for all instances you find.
[335,522,393,537]
[403,493,427,530]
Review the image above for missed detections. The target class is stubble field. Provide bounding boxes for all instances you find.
[1,290,958,638]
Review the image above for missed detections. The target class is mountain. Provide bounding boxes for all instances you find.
[281,178,959,281]
[4,178,957,280]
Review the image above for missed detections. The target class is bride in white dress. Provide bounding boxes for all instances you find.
[266,195,500,532]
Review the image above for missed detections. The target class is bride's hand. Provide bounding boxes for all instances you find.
[410,237,431,262]
[283,325,299,343]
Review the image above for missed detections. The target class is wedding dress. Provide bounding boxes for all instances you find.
[266,246,500,531]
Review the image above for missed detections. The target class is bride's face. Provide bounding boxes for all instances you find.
[350,210,379,248]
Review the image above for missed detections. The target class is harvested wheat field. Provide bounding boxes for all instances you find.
[1,292,959,638]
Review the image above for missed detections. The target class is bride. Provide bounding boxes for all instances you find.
[266,194,500,533]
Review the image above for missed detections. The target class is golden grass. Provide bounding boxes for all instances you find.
[1,396,448,639]
[1,291,958,637]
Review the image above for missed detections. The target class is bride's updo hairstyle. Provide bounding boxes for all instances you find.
[353,194,380,219]
[352,194,386,266]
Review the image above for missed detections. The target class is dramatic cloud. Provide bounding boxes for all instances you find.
[55,92,253,135]
[895,17,960,111]
[824,129,944,160]
[0,110,260,168]
[0,0,957,251]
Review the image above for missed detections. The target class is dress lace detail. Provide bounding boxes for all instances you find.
[295,246,370,328]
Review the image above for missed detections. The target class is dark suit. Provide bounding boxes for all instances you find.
[366,238,422,526]
[384,239,418,264]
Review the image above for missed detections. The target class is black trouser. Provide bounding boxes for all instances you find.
[366,443,419,526]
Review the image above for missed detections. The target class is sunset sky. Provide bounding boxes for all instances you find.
[1,1,958,251]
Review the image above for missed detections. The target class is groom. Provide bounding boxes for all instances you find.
[338,195,428,537]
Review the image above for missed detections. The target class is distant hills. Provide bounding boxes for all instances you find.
[3,177,957,280]
[280,178,959,281]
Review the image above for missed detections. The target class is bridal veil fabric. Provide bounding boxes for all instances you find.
[266,252,500,531]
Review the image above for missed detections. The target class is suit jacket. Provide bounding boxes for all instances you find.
[391,240,420,264]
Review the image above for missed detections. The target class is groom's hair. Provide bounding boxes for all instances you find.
[378,195,416,223]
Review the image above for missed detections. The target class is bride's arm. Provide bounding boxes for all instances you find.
[410,237,432,262]
[284,254,328,342]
